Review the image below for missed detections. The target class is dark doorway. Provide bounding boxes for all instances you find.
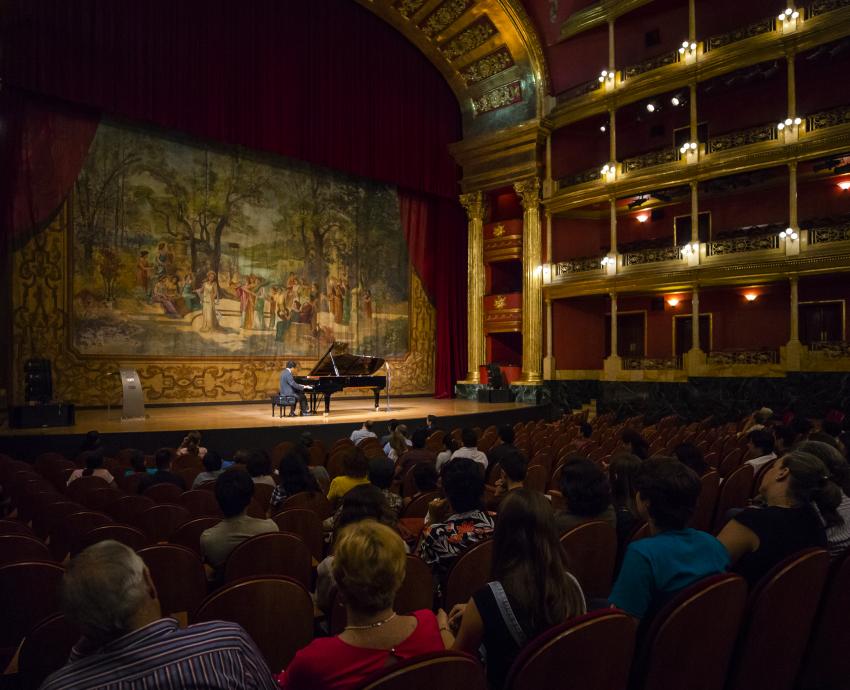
[799,302,844,344]
[605,313,646,357]
[675,314,712,355]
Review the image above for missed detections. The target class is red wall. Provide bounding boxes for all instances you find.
[489,188,522,222]
[700,285,790,351]
[488,332,522,366]
[552,116,610,179]
[553,296,607,369]
[549,25,609,95]
[614,0,689,71]
[798,178,850,222]
[695,0,781,40]
[698,63,787,136]
[618,199,690,245]
[616,91,691,160]
[700,180,789,234]
[799,276,850,341]
[551,216,609,260]
[797,45,850,116]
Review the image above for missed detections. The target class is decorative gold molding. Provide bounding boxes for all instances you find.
[460,191,487,382]
[559,0,653,41]
[515,177,543,383]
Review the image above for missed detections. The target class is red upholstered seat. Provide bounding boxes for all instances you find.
[16,613,79,689]
[0,561,65,653]
[360,651,486,690]
[104,494,156,524]
[400,490,441,519]
[78,524,151,552]
[65,475,110,503]
[81,486,123,513]
[179,489,222,517]
[138,544,208,618]
[0,534,52,566]
[60,511,114,559]
[192,575,313,671]
[505,610,636,690]
[712,464,754,533]
[142,482,183,504]
[444,538,493,609]
[281,491,333,520]
[0,519,35,537]
[224,531,312,589]
[688,470,719,532]
[560,520,617,599]
[135,503,192,542]
[170,516,221,556]
[272,508,323,563]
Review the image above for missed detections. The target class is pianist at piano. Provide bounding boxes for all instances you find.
[279,361,314,416]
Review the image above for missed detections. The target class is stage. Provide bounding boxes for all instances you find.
[0,396,548,460]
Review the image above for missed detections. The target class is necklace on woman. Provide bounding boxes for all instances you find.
[344,612,397,631]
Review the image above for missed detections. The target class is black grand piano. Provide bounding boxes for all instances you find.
[296,342,386,414]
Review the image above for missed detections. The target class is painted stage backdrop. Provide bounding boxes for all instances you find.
[11,122,435,405]
[72,123,409,359]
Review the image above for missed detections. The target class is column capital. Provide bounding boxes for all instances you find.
[689,180,699,191]
[513,177,541,209]
[787,160,798,172]
[459,191,487,222]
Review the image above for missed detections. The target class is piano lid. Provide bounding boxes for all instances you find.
[307,342,386,377]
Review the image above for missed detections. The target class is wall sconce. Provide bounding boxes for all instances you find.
[779,227,799,241]
[777,117,802,131]
[837,180,850,191]
[744,292,759,303]
[598,69,615,90]
[681,241,700,256]
[646,102,658,113]
[636,213,649,223]
[600,124,607,133]
[778,7,800,31]
[666,296,680,307]
[600,255,614,268]
[679,142,698,155]
[678,41,697,57]
[600,163,617,182]
[670,94,686,107]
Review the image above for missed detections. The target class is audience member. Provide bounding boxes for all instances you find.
[424,414,438,433]
[193,450,225,488]
[403,463,439,508]
[137,449,187,493]
[821,419,843,444]
[445,428,488,472]
[246,450,276,487]
[486,448,527,512]
[739,407,773,437]
[809,431,840,450]
[621,429,650,460]
[124,449,155,478]
[41,540,277,690]
[569,423,593,451]
[609,458,729,620]
[609,452,643,567]
[435,435,460,472]
[68,451,115,486]
[78,430,103,455]
[270,448,321,510]
[201,469,278,578]
[327,447,371,509]
[418,458,494,581]
[795,441,850,559]
[394,428,436,483]
[281,521,447,689]
[554,457,616,533]
[773,424,799,456]
[487,425,519,467]
[717,450,840,588]
[745,429,777,469]
[176,430,207,458]
[380,419,399,446]
[369,457,403,518]
[673,442,709,476]
[350,421,377,445]
[791,416,814,442]
[384,424,411,461]
[440,489,586,690]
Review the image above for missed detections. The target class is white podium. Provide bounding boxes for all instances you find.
[119,368,146,420]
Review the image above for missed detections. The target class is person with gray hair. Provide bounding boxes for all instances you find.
[797,440,850,558]
[41,540,277,690]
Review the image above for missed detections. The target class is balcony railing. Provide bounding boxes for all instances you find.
[556,78,604,105]
[622,50,680,80]
[621,147,678,174]
[807,0,850,18]
[707,350,780,365]
[706,123,778,154]
[807,220,850,245]
[555,256,604,276]
[807,104,850,132]
[704,17,776,52]
[622,245,684,266]
[809,341,850,357]
[559,167,603,188]
[623,356,683,370]
[707,232,780,256]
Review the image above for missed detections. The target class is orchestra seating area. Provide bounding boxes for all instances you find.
[1,411,848,689]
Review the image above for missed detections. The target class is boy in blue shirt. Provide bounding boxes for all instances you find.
[609,457,729,620]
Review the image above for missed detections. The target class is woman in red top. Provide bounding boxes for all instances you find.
[278,520,452,689]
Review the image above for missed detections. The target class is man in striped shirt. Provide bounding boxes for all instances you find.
[40,540,278,690]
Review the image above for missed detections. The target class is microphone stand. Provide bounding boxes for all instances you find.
[384,361,391,412]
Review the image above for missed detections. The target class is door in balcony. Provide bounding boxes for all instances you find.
[675,315,712,356]
[799,302,844,345]
[605,313,645,358]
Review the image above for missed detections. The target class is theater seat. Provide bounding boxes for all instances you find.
[0,561,65,655]
[16,613,79,688]
[223,532,312,589]
[560,521,617,599]
[138,544,207,620]
[361,651,486,690]
[444,539,493,609]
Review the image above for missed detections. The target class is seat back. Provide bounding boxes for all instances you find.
[444,539,493,609]
[179,489,222,517]
[272,509,323,562]
[34,501,83,541]
[688,470,719,532]
[138,544,208,618]
[65,475,110,502]
[395,555,436,614]
[559,521,617,599]
[726,548,830,690]
[192,575,313,671]
[78,524,151,552]
[135,503,192,542]
[360,651,486,690]
[0,534,51,566]
[143,482,184,504]
[525,464,548,493]
[400,490,441,519]
[0,519,35,537]
[104,494,156,524]
[0,561,65,648]
[505,610,636,690]
[63,511,115,558]
[711,464,754,533]
[281,491,333,520]
[634,574,747,690]
[798,548,850,690]
[247,483,274,518]
[224,531,312,589]
[82,487,123,513]
[16,613,79,689]
[170,516,221,555]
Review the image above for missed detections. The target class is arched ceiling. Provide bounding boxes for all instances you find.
[356,0,550,137]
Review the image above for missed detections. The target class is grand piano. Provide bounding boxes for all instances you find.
[296,341,386,414]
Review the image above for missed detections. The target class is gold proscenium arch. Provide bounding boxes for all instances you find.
[356,0,549,137]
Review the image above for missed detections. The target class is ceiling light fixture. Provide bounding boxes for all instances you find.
[667,297,680,307]
[744,292,758,302]
[838,180,850,191]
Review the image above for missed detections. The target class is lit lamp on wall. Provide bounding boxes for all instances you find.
[678,40,698,63]
[600,162,617,182]
[779,227,799,241]
[837,180,850,191]
[681,240,700,265]
[636,213,649,223]
[777,116,803,142]
[679,141,699,164]
[600,254,616,275]
[778,7,801,32]
[666,296,681,308]
[743,292,759,303]
[598,69,616,91]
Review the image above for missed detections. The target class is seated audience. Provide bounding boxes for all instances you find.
[316,484,396,614]
[569,422,594,452]
[201,469,278,578]
[350,421,377,445]
[745,429,777,469]
[674,442,709,476]
[792,416,814,442]
[403,463,439,508]
[418,458,495,581]
[487,425,519,467]
[138,448,187,493]
[124,449,156,477]
[424,414,438,433]
[435,434,460,472]
[77,430,103,455]
[717,450,839,588]
[369,457,403,518]
[486,448,527,512]
[176,430,207,458]
[270,448,321,510]
[609,453,643,567]
[440,490,586,690]
[793,441,850,559]
[379,419,399,446]
[609,458,729,620]
[193,450,225,488]
[394,428,436,483]
[41,540,276,690]
[384,424,411,462]
[68,451,115,486]
[327,447,371,509]
[445,428,488,472]
[773,423,800,456]
[281,520,448,689]
[246,450,276,487]
[554,457,616,533]
[621,429,650,460]
[738,407,773,437]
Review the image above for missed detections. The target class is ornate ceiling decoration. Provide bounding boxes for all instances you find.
[356,0,549,136]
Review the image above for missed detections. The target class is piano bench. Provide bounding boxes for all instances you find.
[271,394,298,418]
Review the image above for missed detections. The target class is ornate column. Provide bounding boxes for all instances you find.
[515,177,543,384]
[787,161,800,256]
[604,291,622,377]
[786,275,803,370]
[459,191,487,383]
[543,210,556,379]
[691,286,700,352]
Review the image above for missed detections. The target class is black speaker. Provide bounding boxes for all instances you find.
[24,359,53,403]
[10,403,75,429]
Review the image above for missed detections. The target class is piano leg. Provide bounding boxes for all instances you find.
[372,388,380,410]
[323,392,331,415]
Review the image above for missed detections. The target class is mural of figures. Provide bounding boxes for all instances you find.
[70,122,410,358]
